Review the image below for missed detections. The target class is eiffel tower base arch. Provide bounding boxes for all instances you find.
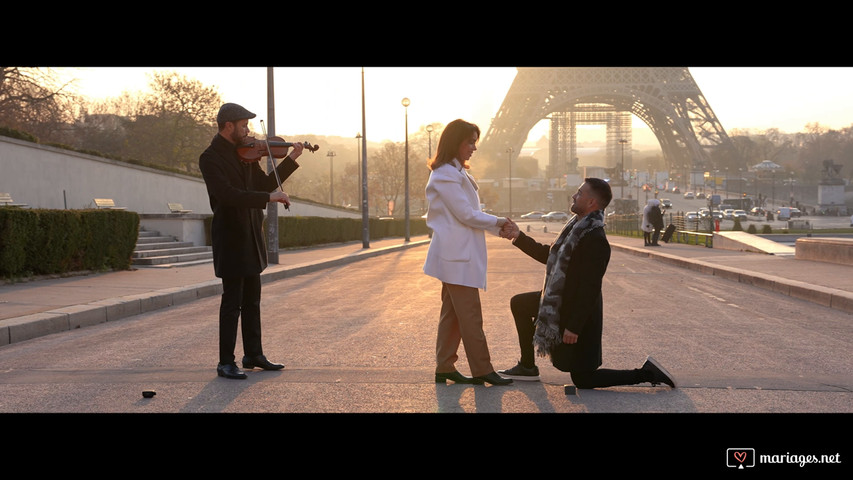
[477,67,740,193]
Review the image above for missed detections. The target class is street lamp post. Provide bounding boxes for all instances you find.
[356,133,362,206]
[618,139,627,199]
[402,97,410,242]
[713,169,718,195]
[327,150,336,205]
[738,168,744,200]
[634,169,639,200]
[265,67,279,264]
[789,172,795,206]
[506,147,513,215]
[360,67,369,248]
[771,171,776,213]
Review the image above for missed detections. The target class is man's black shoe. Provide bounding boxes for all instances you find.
[242,355,284,370]
[498,362,540,381]
[217,363,248,379]
[641,356,676,388]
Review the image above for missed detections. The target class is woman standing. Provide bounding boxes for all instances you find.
[642,199,664,246]
[422,119,512,386]
[641,200,654,246]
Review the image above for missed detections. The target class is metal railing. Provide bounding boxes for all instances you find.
[605,212,715,243]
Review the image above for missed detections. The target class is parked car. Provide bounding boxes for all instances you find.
[542,211,569,222]
[660,198,672,209]
[723,209,735,220]
[733,210,747,221]
[683,192,695,199]
[520,211,544,220]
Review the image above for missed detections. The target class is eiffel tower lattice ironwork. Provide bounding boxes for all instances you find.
[477,67,739,182]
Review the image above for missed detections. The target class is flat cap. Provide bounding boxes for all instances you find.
[217,103,256,123]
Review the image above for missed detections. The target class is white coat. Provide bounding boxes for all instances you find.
[422,160,501,290]
[641,199,658,233]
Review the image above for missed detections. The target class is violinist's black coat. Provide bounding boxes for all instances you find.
[199,133,299,278]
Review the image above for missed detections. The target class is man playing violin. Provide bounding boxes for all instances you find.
[199,102,304,379]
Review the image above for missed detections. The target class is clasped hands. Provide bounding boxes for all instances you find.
[499,217,520,240]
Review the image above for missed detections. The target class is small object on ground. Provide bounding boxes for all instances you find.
[564,385,576,395]
[142,390,156,398]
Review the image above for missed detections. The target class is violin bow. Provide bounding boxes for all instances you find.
[260,120,288,210]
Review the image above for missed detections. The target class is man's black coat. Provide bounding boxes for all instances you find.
[199,134,299,278]
[512,225,611,372]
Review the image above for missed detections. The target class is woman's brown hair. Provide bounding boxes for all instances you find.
[427,119,480,171]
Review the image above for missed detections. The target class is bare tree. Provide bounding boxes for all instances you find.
[370,142,406,215]
[0,67,78,142]
[122,71,222,171]
[797,123,847,183]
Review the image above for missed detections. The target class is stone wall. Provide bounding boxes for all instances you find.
[795,237,853,266]
[0,136,360,219]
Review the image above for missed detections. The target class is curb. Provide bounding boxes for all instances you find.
[0,239,430,347]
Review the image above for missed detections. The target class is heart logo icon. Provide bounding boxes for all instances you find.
[734,451,747,463]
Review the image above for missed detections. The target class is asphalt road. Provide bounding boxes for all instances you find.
[0,232,849,416]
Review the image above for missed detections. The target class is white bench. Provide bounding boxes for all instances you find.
[0,192,28,207]
[93,198,126,210]
[168,203,192,214]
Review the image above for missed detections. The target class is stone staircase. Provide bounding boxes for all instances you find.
[132,229,213,268]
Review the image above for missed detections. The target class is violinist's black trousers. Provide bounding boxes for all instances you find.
[219,275,263,365]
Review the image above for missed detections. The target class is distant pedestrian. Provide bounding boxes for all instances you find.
[641,202,653,246]
[649,199,664,245]
[642,199,664,246]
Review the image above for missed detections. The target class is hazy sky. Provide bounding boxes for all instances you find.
[57,66,853,145]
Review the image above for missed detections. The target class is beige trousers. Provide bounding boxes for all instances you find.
[435,282,494,377]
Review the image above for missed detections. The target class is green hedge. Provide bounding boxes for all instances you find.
[277,216,429,248]
[204,216,429,249]
[0,208,139,277]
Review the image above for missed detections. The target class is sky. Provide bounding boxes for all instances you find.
[56,66,853,146]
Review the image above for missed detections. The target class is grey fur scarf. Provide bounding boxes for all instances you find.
[533,209,606,357]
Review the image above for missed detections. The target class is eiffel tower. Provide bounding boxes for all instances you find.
[477,67,739,183]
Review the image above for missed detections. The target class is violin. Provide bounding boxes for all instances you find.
[245,120,319,211]
[237,136,320,163]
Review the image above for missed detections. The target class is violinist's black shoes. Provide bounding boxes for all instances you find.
[217,363,247,379]
[641,356,677,388]
[242,355,284,370]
